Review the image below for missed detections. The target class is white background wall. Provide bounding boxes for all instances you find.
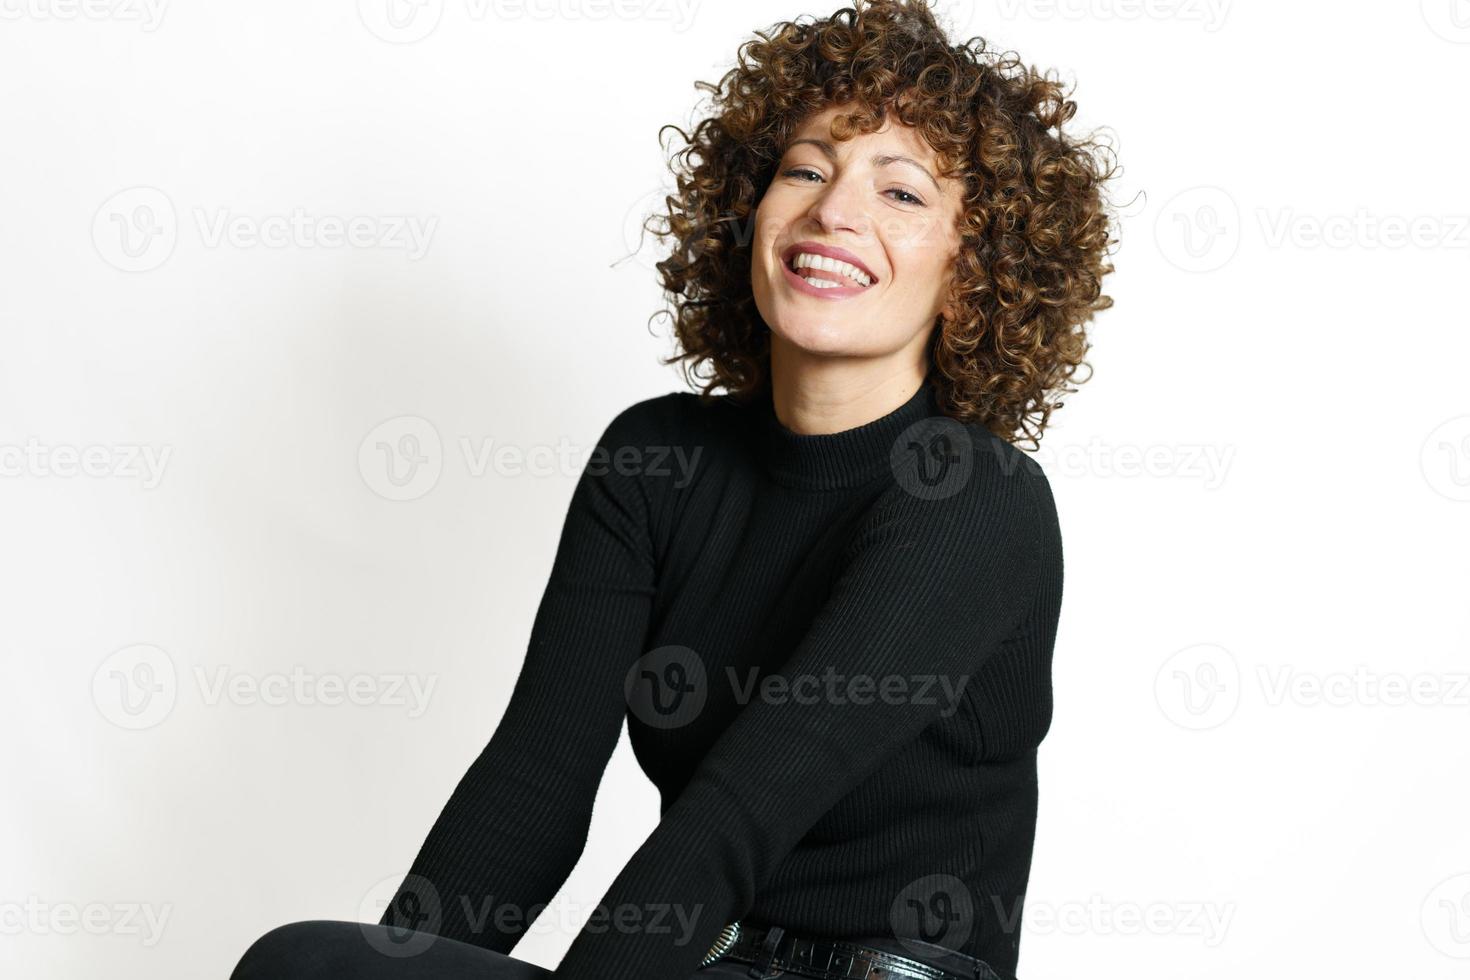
[2,1,1468,977]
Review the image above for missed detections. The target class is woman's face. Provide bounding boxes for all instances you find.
[751,102,966,363]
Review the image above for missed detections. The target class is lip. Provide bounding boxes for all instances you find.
[781,259,872,300]
[779,240,880,300]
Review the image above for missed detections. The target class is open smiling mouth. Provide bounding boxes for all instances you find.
[781,249,878,297]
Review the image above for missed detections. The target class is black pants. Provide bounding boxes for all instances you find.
[229,919,1000,979]
[230,920,553,979]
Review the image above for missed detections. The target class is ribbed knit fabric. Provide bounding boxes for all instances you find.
[379,373,1063,980]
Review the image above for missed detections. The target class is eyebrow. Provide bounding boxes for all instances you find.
[784,137,942,193]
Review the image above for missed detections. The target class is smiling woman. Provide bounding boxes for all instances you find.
[652,2,1119,447]
[229,3,1118,980]
[752,103,969,358]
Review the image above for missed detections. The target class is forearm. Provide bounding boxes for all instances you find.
[379,730,601,952]
[379,400,664,955]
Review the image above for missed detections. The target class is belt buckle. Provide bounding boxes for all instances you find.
[701,921,742,967]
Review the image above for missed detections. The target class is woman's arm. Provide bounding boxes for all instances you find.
[548,433,1058,980]
[376,400,662,954]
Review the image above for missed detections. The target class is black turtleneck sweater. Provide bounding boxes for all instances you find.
[378,375,1063,980]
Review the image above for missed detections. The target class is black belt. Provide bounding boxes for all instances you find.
[699,921,996,980]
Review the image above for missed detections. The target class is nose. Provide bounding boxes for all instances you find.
[806,172,872,240]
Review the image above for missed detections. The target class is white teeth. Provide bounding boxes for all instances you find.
[790,251,872,287]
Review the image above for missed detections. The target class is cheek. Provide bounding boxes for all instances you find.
[750,212,773,278]
[887,245,947,294]
[886,216,961,291]
[750,202,785,292]
[753,195,790,251]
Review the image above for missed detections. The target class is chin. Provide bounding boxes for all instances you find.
[754,276,883,357]
[771,314,877,356]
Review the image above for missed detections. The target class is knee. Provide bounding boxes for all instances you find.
[230,919,361,980]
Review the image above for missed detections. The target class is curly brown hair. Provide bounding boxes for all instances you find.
[639,0,1120,448]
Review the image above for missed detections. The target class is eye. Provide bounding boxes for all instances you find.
[887,188,926,207]
[781,168,926,207]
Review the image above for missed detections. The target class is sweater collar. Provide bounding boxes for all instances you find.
[755,376,942,491]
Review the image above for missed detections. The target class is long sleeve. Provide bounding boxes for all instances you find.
[377,401,660,952]
[549,440,1051,980]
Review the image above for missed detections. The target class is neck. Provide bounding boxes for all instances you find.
[766,332,933,437]
[746,367,940,493]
